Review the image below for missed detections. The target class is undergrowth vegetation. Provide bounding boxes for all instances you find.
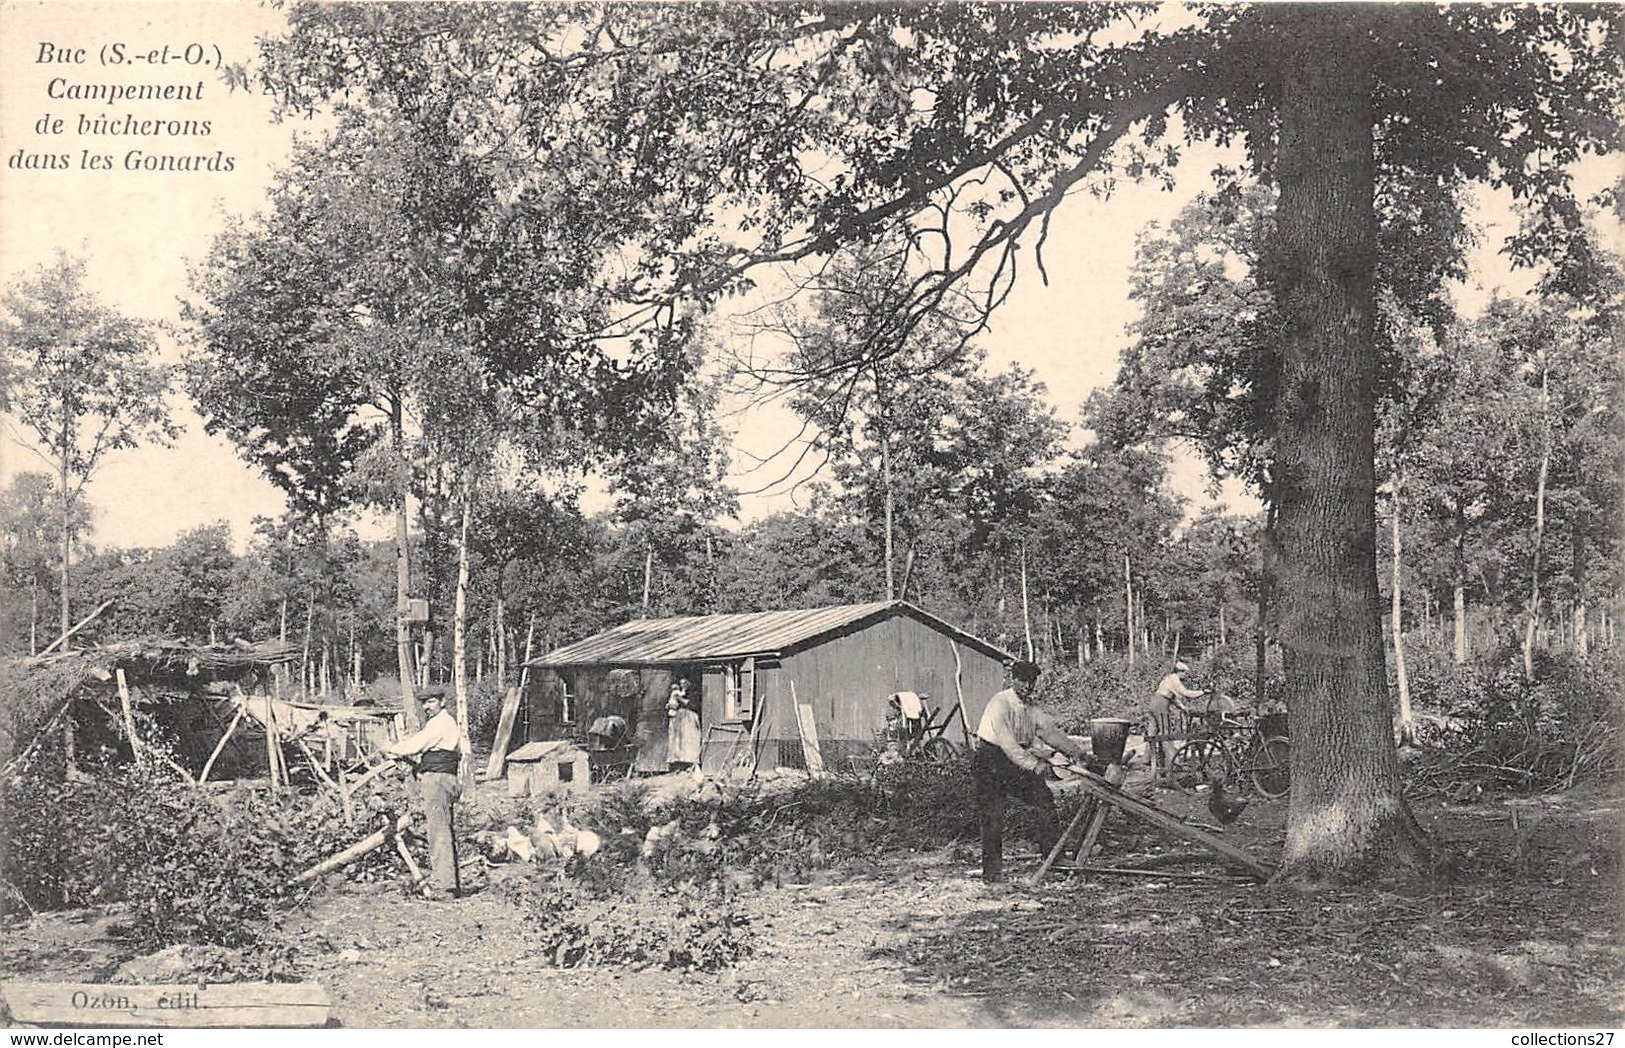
[1403,647,1622,795]
[1,753,414,950]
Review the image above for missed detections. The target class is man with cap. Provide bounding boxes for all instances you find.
[1149,660,1206,778]
[381,686,471,899]
[971,660,1087,883]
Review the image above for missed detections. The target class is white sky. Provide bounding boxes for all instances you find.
[0,1,1612,554]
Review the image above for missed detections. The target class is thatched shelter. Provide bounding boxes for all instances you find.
[0,639,333,781]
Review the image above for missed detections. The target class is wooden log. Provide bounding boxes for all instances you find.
[1060,766,1276,881]
[290,812,412,886]
[198,704,246,784]
[483,685,523,781]
[0,980,330,1028]
[113,670,145,772]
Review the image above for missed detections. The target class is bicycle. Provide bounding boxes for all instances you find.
[884,694,965,764]
[1161,706,1291,798]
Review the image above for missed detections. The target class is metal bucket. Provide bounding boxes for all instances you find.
[1088,718,1133,764]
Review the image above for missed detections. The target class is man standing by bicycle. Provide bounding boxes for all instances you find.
[1148,660,1206,777]
[971,660,1087,883]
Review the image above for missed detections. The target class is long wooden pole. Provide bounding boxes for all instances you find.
[950,641,972,748]
[1057,765,1275,880]
[34,599,114,659]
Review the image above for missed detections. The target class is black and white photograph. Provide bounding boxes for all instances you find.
[0,0,1620,1032]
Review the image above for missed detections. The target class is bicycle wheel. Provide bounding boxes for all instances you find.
[1171,739,1222,786]
[922,737,959,763]
[1251,736,1291,798]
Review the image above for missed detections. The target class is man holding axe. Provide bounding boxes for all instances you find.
[971,660,1088,883]
[381,686,471,899]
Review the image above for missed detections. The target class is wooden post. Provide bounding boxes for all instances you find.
[263,697,281,794]
[115,669,143,771]
[199,704,246,784]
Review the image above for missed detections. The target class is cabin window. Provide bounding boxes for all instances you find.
[725,657,755,720]
[559,677,577,725]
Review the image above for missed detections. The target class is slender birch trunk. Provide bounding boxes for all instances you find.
[454,477,474,787]
[1124,555,1135,668]
[393,394,421,728]
[1523,361,1550,682]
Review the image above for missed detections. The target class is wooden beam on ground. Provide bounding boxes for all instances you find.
[1058,765,1276,881]
[0,980,331,1028]
[1051,865,1256,883]
[483,685,523,781]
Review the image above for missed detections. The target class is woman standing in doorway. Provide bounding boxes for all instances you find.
[666,679,701,772]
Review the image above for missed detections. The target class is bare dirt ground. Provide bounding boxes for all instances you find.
[3,773,1621,1029]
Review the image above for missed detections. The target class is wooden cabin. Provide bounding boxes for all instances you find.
[519,600,1012,774]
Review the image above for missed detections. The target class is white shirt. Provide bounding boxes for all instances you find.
[975,688,1083,772]
[387,708,468,757]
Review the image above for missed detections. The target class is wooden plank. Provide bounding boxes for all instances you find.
[1060,766,1276,881]
[483,685,524,781]
[0,981,330,1028]
[794,696,823,776]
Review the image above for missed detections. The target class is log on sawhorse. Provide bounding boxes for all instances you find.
[1035,765,1276,883]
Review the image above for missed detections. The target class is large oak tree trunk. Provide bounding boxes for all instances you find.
[1266,9,1439,883]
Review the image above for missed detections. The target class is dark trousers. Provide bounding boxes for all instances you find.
[971,742,1060,882]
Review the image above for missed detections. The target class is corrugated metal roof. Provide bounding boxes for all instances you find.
[529,600,1011,667]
